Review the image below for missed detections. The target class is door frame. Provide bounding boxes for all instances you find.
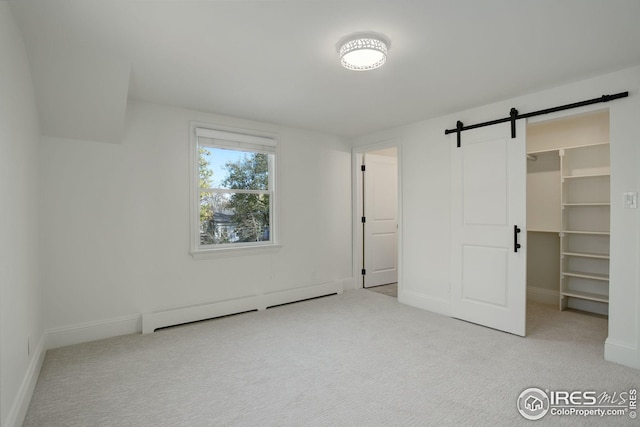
[352,139,402,292]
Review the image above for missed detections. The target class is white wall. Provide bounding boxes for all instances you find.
[39,101,352,342]
[353,66,640,369]
[0,3,44,426]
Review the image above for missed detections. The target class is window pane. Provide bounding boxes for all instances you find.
[199,147,269,190]
[199,192,230,245]
[200,192,270,245]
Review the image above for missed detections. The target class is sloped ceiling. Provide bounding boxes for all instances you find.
[30,45,130,143]
[11,0,640,141]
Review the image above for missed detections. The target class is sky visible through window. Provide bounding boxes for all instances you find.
[202,147,245,188]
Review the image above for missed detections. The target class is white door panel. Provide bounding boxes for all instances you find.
[463,139,508,225]
[451,121,526,336]
[373,233,396,270]
[462,245,508,307]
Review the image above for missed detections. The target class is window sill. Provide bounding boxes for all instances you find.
[191,244,282,260]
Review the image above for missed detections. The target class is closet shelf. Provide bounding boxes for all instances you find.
[562,230,610,236]
[562,173,610,179]
[527,229,560,233]
[562,203,610,207]
[562,270,609,281]
[562,251,610,260]
[527,148,561,155]
[561,290,609,304]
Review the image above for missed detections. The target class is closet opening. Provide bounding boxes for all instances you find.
[352,141,401,299]
[526,109,610,321]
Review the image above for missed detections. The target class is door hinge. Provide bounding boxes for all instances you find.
[361,216,366,223]
[361,165,366,172]
[361,268,366,275]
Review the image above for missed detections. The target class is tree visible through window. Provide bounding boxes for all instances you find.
[198,143,273,247]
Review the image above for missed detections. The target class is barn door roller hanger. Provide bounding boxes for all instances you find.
[445,91,629,147]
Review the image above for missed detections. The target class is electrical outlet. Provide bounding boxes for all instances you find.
[624,192,638,209]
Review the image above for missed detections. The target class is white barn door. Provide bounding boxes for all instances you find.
[363,153,398,288]
[450,121,527,336]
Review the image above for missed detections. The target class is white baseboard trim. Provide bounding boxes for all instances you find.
[399,289,451,317]
[46,314,141,349]
[341,277,358,291]
[142,280,347,334]
[4,334,46,427]
[527,286,559,306]
[604,338,640,369]
[262,281,344,309]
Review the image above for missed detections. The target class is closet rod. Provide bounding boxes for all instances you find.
[445,91,629,147]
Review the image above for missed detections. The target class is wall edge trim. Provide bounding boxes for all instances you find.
[4,334,46,427]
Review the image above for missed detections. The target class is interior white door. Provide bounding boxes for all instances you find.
[363,153,398,288]
[450,121,527,336]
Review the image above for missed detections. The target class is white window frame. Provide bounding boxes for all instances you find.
[190,122,280,259]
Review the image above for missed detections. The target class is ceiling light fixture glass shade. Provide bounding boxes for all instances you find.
[338,33,389,71]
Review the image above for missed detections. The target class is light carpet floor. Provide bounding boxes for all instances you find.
[24,290,640,426]
[365,283,397,298]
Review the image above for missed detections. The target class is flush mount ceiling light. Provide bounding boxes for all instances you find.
[338,33,390,71]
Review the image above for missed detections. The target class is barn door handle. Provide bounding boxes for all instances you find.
[514,225,522,253]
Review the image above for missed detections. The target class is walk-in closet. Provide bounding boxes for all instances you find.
[526,110,610,316]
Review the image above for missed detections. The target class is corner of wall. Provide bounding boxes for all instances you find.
[604,338,640,370]
[46,314,142,350]
[0,4,46,427]
[3,334,46,427]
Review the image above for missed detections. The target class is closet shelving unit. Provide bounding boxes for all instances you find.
[559,142,610,310]
[526,109,610,315]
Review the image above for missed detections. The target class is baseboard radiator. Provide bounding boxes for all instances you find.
[141,280,346,334]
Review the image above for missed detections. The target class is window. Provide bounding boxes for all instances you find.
[191,125,278,256]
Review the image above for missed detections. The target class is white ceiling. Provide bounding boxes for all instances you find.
[11,0,640,139]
